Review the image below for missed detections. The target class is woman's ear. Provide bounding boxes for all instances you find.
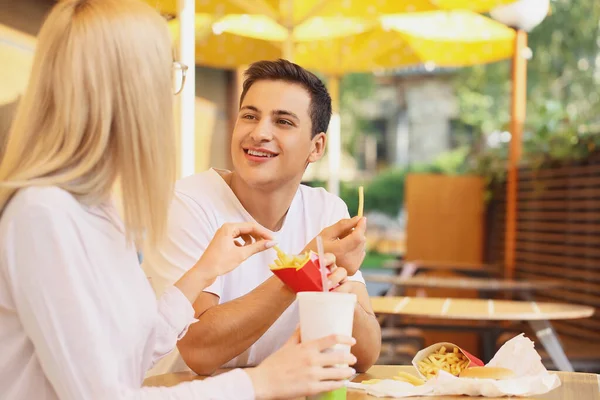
[308,132,326,163]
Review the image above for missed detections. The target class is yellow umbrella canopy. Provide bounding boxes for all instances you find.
[167,11,515,74]
[150,0,517,21]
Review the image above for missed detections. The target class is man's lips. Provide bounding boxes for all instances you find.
[243,148,279,158]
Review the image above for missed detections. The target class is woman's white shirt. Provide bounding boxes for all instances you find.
[0,186,254,400]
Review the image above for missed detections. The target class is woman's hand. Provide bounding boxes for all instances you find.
[196,222,276,281]
[175,222,275,303]
[246,329,357,400]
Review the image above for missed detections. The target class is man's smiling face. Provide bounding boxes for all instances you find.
[231,79,324,188]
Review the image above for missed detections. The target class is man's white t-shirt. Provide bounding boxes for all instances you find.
[142,168,365,374]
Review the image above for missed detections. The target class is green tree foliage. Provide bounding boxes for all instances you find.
[455,0,600,167]
[340,73,377,154]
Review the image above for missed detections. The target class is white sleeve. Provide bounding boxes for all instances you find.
[6,205,253,400]
[328,195,352,222]
[150,286,197,365]
[142,191,224,299]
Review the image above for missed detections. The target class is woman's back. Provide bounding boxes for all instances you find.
[0,186,161,399]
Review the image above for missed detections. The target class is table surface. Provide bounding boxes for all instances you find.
[363,274,563,291]
[143,365,600,400]
[369,296,595,321]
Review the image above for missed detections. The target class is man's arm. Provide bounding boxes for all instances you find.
[177,276,296,375]
[178,253,349,375]
[144,192,295,375]
[305,195,380,371]
[335,281,381,372]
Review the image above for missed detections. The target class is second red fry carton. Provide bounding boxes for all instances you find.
[412,342,484,380]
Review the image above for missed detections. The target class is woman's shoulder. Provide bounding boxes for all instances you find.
[2,186,81,226]
[9,186,78,211]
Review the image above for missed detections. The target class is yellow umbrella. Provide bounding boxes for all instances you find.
[154,1,518,69]
[171,11,514,73]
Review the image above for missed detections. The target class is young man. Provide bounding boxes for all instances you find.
[143,59,381,375]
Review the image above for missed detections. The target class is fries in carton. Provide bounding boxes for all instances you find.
[413,342,484,380]
[269,247,326,293]
[348,334,562,397]
[272,188,364,294]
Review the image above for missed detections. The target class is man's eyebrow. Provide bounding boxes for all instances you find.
[240,105,260,112]
[272,109,300,121]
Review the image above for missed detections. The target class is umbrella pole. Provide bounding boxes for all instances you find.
[327,76,341,197]
[504,29,528,280]
[178,0,195,177]
[283,31,294,62]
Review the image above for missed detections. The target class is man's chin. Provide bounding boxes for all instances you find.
[245,176,280,190]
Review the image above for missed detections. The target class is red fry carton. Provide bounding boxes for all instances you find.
[412,342,484,380]
[270,251,326,293]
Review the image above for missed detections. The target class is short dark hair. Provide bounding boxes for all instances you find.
[239,59,332,137]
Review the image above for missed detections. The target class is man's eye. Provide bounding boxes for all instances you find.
[278,119,293,126]
[242,114,256,120]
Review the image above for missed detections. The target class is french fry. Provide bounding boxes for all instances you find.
[417,346,470,379]
[357,186,364,218]
[270,246,311,271]
[361,379,382,385]
[393,371,425,386]
[273,246,288,264]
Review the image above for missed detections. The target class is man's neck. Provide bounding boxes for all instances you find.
[228,172,300,232]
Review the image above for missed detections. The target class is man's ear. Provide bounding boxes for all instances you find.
[308,132,326,163]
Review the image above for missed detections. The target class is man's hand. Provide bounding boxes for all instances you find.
[304,216,367,276]
[331,279,381,372]
[331,279,360,294]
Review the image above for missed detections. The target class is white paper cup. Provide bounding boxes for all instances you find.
[297,291,357,363]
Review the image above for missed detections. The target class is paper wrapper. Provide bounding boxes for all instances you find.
[270,252,325,293]
[347,334,562,398]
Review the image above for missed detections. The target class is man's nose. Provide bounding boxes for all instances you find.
[249,118,273,142]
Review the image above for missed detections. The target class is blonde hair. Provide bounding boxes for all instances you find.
[0,0,175,247]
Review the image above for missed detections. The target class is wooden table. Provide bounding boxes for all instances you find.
[370,297,594,321]
[364,274,562,293]
[144,365,600,400]
[370,296,595,373]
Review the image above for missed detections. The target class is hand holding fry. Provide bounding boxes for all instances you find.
[303,216,366,276]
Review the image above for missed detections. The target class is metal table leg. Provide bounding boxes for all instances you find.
[481,330,497,363]
[529,320,574,372]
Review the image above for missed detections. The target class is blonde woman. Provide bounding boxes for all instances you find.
[0,1,357,399]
